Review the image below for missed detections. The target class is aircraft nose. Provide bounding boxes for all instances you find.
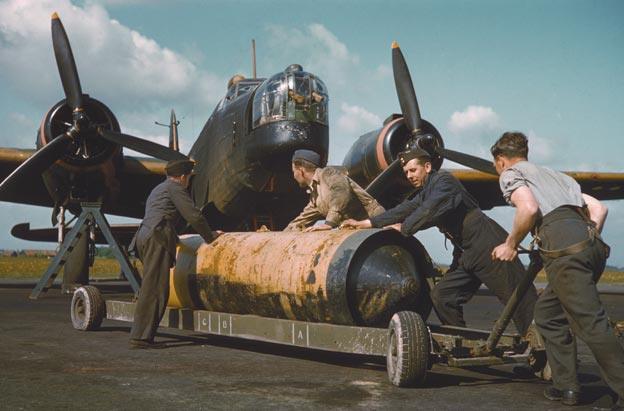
[247,120,329,172]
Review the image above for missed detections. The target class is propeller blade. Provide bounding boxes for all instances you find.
[0,134,72,198]
[392,41,422,135]
[365,159,403,199]
[99,129,188,161]
[51,12,83,110]
[435,146,498,175]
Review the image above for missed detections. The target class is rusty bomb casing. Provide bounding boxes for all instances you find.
[168,229,433,327]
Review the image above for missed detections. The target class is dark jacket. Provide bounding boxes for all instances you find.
[133,178,217,265]
[370,170,479,243]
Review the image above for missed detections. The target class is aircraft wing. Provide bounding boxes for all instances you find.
[0,147,166,219]
[11,222,139,245]
[0,148,49,207]
[109,155,167,218]
[450,169,624,210]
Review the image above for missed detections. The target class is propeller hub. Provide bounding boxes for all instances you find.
[72,109,90,131]
[40,98,120,167]
[403,126,444,171]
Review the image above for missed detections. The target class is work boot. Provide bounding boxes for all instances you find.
[129,339,167,349]
[543,386,580,406]
[591,397,623,411]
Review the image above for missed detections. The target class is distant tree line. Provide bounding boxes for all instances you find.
[0,247,120,258]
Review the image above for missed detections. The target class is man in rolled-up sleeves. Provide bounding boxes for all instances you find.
[491,131,623,408]
[285,149,384,232]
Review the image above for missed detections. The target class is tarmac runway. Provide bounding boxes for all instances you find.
[0,284,622,410]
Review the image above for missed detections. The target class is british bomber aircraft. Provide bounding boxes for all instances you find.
[1,14,623,279]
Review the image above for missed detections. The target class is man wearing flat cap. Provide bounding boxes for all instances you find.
[285,149,385,232]
[342,148,538,337]
[129,158,220,348]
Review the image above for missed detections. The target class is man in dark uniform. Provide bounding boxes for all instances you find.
[491,131,623,408]
[129,159,220,348]
[341,148,537,336]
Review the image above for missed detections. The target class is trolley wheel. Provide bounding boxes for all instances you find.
[386,311,430,387]
[71,286,106,331]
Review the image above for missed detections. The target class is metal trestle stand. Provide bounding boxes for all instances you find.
[29,202,141,299]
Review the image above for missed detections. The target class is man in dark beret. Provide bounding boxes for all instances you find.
[129,158,221,348]
[285,149,385,231]
[341,148,538,337]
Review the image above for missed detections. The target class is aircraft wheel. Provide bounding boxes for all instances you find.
[386,311,430,387]
[71,286,106,331]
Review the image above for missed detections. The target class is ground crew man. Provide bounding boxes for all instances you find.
[285,149,385,231]
[490,131,623,408]
[129,159,220,348]
[341,148,537,336]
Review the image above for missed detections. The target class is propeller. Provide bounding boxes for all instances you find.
[0,134,71,197]
[49,12,185,160]
[434,146,497,175]
[364,41,424,196]
[99,129,187,161]
[0,13,187,201]
[415,134,497,175]
[365,159,402,199]
[392,41,422,135]
[392,41,497,176]
[51,12,83,111]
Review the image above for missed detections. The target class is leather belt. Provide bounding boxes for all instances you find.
[536,225,610,259]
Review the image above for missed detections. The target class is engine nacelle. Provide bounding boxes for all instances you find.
[38,97,123,209]
[343,115,443,190]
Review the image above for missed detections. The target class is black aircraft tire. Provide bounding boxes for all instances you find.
[71,286,106,331]
[386,311,430,387]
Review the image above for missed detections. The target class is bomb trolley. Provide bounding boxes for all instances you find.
[70,250,545,387]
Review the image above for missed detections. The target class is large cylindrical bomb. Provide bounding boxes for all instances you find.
[169,229,433,327]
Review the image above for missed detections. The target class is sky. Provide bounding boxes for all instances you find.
[0,0,623,266]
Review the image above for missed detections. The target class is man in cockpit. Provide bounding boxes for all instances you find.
[224,74,246,102]
[227,74,245,90]
[285,149,385,232]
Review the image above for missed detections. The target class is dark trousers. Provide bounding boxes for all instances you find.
[534,209,624,396]
[129,232,171,342]
[431,212,537,335]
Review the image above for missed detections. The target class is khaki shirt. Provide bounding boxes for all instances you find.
[285,167,385,231]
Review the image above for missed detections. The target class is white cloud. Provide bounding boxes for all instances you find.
[0,0,223,112]
[445,107,552,164]
[447,105,500,135]
[264,23,359,88]
[327,102,382,164]
[442,105,502,164]
[336,102,381,135]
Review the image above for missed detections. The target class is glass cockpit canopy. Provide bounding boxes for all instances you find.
[252,65,328,128]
